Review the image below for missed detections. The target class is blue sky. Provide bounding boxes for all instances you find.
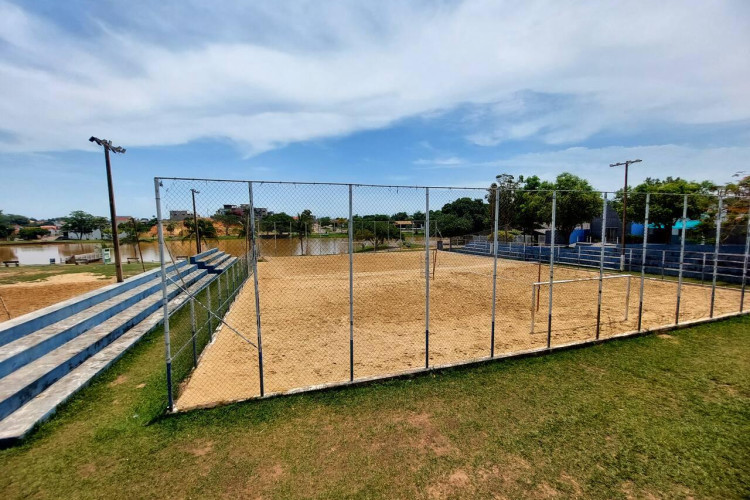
[1,0,749,219]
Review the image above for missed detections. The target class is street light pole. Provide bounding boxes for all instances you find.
[610,159,642,269]
[191,189,201,254]
[89,136,126,283]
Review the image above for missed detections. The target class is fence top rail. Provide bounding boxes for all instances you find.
[533,274,633,286]
[155,176,749,200]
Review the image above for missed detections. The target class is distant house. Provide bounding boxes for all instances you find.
[115,216,131,226]
[39,225,59,237]
[221,204,270,218]
[64,228,104,240]
[169,210,192,222]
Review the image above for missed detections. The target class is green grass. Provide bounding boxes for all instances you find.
[0,318,748,499]
[0,263,160,285]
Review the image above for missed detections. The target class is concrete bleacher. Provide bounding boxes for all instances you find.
[0,248,240,445]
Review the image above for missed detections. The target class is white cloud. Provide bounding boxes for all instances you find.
[0,0,749,155]
[484,145,750,191]
[413,156,466,166]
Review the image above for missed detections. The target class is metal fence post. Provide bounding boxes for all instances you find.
[190,297,197,367]
[217,273,222,310]
[154,178,173,411]
[637,193,650,331]
[661,250,666,280]
[710,195,723,318]
[207,281,212,333]
[348,185,354,381]
[490,184,500,357]
[596,193,607,339]
[701,253,706,285]
[628,248,633,272]
[547,191,556,348]
[741,204,750,312]
[248,182,265,396]
[529,284,536,334]
[425,187,430,368]
[675,194,688,324]
[624,276,631,321]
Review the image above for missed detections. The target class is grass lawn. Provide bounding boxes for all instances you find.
[0,263,160,285]
[0,318,748,499]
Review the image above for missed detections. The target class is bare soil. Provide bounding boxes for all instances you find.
[176,251,742,410]
[0,273,113,321]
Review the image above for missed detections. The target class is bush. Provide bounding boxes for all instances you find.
[18,227,50,240]
[487,229,522,243]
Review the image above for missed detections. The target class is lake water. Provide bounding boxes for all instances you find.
[0,236,423,265]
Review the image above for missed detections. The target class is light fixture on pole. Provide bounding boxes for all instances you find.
[191,189,201,254]
[610,159,642,269]
[89,136,126,283]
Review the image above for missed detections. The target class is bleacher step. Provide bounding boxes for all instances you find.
[0,268,207,421]
[0,273,216,446]
[0,265,198,378]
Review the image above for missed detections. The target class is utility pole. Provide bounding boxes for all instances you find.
[89,136,126,283]
[610,159,642,270]
[191,189,201,254]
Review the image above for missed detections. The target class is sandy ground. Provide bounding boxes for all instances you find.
[0,273,113,321]
[176,251,743,410]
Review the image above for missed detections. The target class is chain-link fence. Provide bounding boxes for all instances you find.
[154,178,750,411]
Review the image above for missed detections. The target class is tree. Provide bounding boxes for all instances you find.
[431,213,473,237]
[354,228,375,250]
[182,218,218,245]
[2,213,30,225]
[212,213,240,236]
[514,175,548,236]
[61,211,106,239]
[166,222,176,236]
[257,212,294,236]
[318,216,332,229]
[293,210,314,254]
[548,173,602,244]
[372,220,398,248]
[0,211,13,240]
[715,175,750,243]
[391,212,409,221]
[440,197,489,233]
[119,218,150,243]
[613,177,712,244]
[689,176,749,244]
[487,174,523,240]
[18,227,50,240]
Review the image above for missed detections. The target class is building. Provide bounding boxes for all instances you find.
[220,204,270,218]
[588,201,636,243]
[114,216,132,227]
[39,225,60,237]
[169,210,192,222]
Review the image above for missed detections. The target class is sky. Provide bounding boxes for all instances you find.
[1,0,749,219]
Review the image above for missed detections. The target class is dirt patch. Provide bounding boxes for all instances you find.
[406,412,456,457]
[427,469,473,499]
[535,481,560,498]
[657,334,679,342]
[77,463,98,479]
[0,273,114,320]
[109,375,128,386]
[559,473,583,497]
[175,252,742,409]
[185,439,214,457]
